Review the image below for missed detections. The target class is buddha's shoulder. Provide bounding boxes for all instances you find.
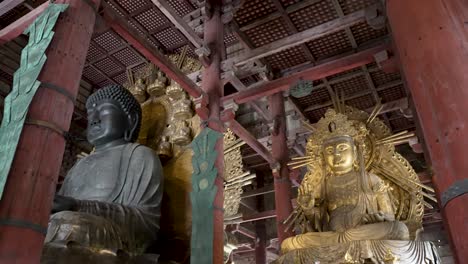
[126,143,158,159]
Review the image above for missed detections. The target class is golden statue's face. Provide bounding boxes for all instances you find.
[323,137,356,174]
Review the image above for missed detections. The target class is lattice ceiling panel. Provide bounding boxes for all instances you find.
[377,84,406,103]
[130,62,149,76]
[265,46,307,71]
[280,0,302,8]
[82,66,107,84]
[113,71,129,85]
[85,42,106,63]
[112,47,145,67]
[97,79,115,88]
[338,0,376,15]
[390,117,414,131]
[245,17,290,47]
[115,0,148,14]
[331,74,369,96]
[134,8,169,32]
[94,30,125,52]
[350,22,388,45]
[370,70,401,86]
[94,57,123,76]
[174,45,197,58]
[240,75,259,87]
[327,67,363,81]
[224,33,238,46]
[153,27,186,50]
[386,110,403,120]
[167,0,195,17]
[306,30,353,60]
[289,0,338,31]
[346,94,375,110]
[296,87,330,107]
[234,0,278,26]
[307,107,328,123]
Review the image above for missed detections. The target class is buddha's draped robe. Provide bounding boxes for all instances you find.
[45,143,163,254]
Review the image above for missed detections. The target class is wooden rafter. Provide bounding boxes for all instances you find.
[0,1,49,44]
[102,1,203,98]
[222,43,390,105]
[228,9,366,67]
[304,79,403,112]
[239,0,323,32]
[0,0,25,17]
[151,0,202,48]
[270,0,315,62]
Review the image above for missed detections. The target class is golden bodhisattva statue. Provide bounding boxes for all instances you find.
[276,101,441,264]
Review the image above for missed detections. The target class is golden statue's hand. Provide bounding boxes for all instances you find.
[297,183,315,211]
[362,211,394,223]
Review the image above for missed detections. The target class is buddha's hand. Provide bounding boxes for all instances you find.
[297,182,315,212]
[52,195,78,213]
[362,211,390,223]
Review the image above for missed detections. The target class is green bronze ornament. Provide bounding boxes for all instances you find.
[0,3,68,199]
[190,127,222,264]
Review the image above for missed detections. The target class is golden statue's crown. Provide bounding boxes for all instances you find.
[308,109,368,148]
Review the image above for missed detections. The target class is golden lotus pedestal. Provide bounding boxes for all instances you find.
[274,240,441,264]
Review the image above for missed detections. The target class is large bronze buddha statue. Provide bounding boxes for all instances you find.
[42,85,164,263]
[276,103,440,263]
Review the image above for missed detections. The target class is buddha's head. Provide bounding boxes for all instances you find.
[322,136,357,175]
[86,85,142,148]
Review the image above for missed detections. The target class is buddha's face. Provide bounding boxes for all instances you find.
[87,99,130,147]
[323,137,356,174]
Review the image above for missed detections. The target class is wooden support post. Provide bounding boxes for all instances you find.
[387,0,468,262]
[0,0,99,262]
[201,2,224,263]
[269,92,294,244]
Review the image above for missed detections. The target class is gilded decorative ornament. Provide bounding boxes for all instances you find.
[222,129,255,221]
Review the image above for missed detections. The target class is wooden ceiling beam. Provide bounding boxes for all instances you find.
[101,1,203,98]
[239,0,322,31]
[0,0,25,17]
[0,0,49,45]
[222,43,390,105]
[303,79,403,112]
[228,9,366,67]
[225,117,275,165]
[151,0,202,48]
[227,73,272,122]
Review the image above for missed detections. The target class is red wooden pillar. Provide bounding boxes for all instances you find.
[0,1,99,263]
[387,1,468,262]
[269,92,294,244]
[201,2,225,263]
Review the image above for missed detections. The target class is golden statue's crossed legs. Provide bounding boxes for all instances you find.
[281,221,410,253]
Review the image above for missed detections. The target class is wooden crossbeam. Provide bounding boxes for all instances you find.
[0,0,24,17]
[303,79,404,112]
[228,9,366,67]
[0,1,49,44]
[227,74,272,122]
[102,1,203,98]
[222,43,390,105]
[151,0,202,48]
[226,118,275,165]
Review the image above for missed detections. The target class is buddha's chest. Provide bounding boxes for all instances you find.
[65,150,122,201]
[326,174,360,208]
